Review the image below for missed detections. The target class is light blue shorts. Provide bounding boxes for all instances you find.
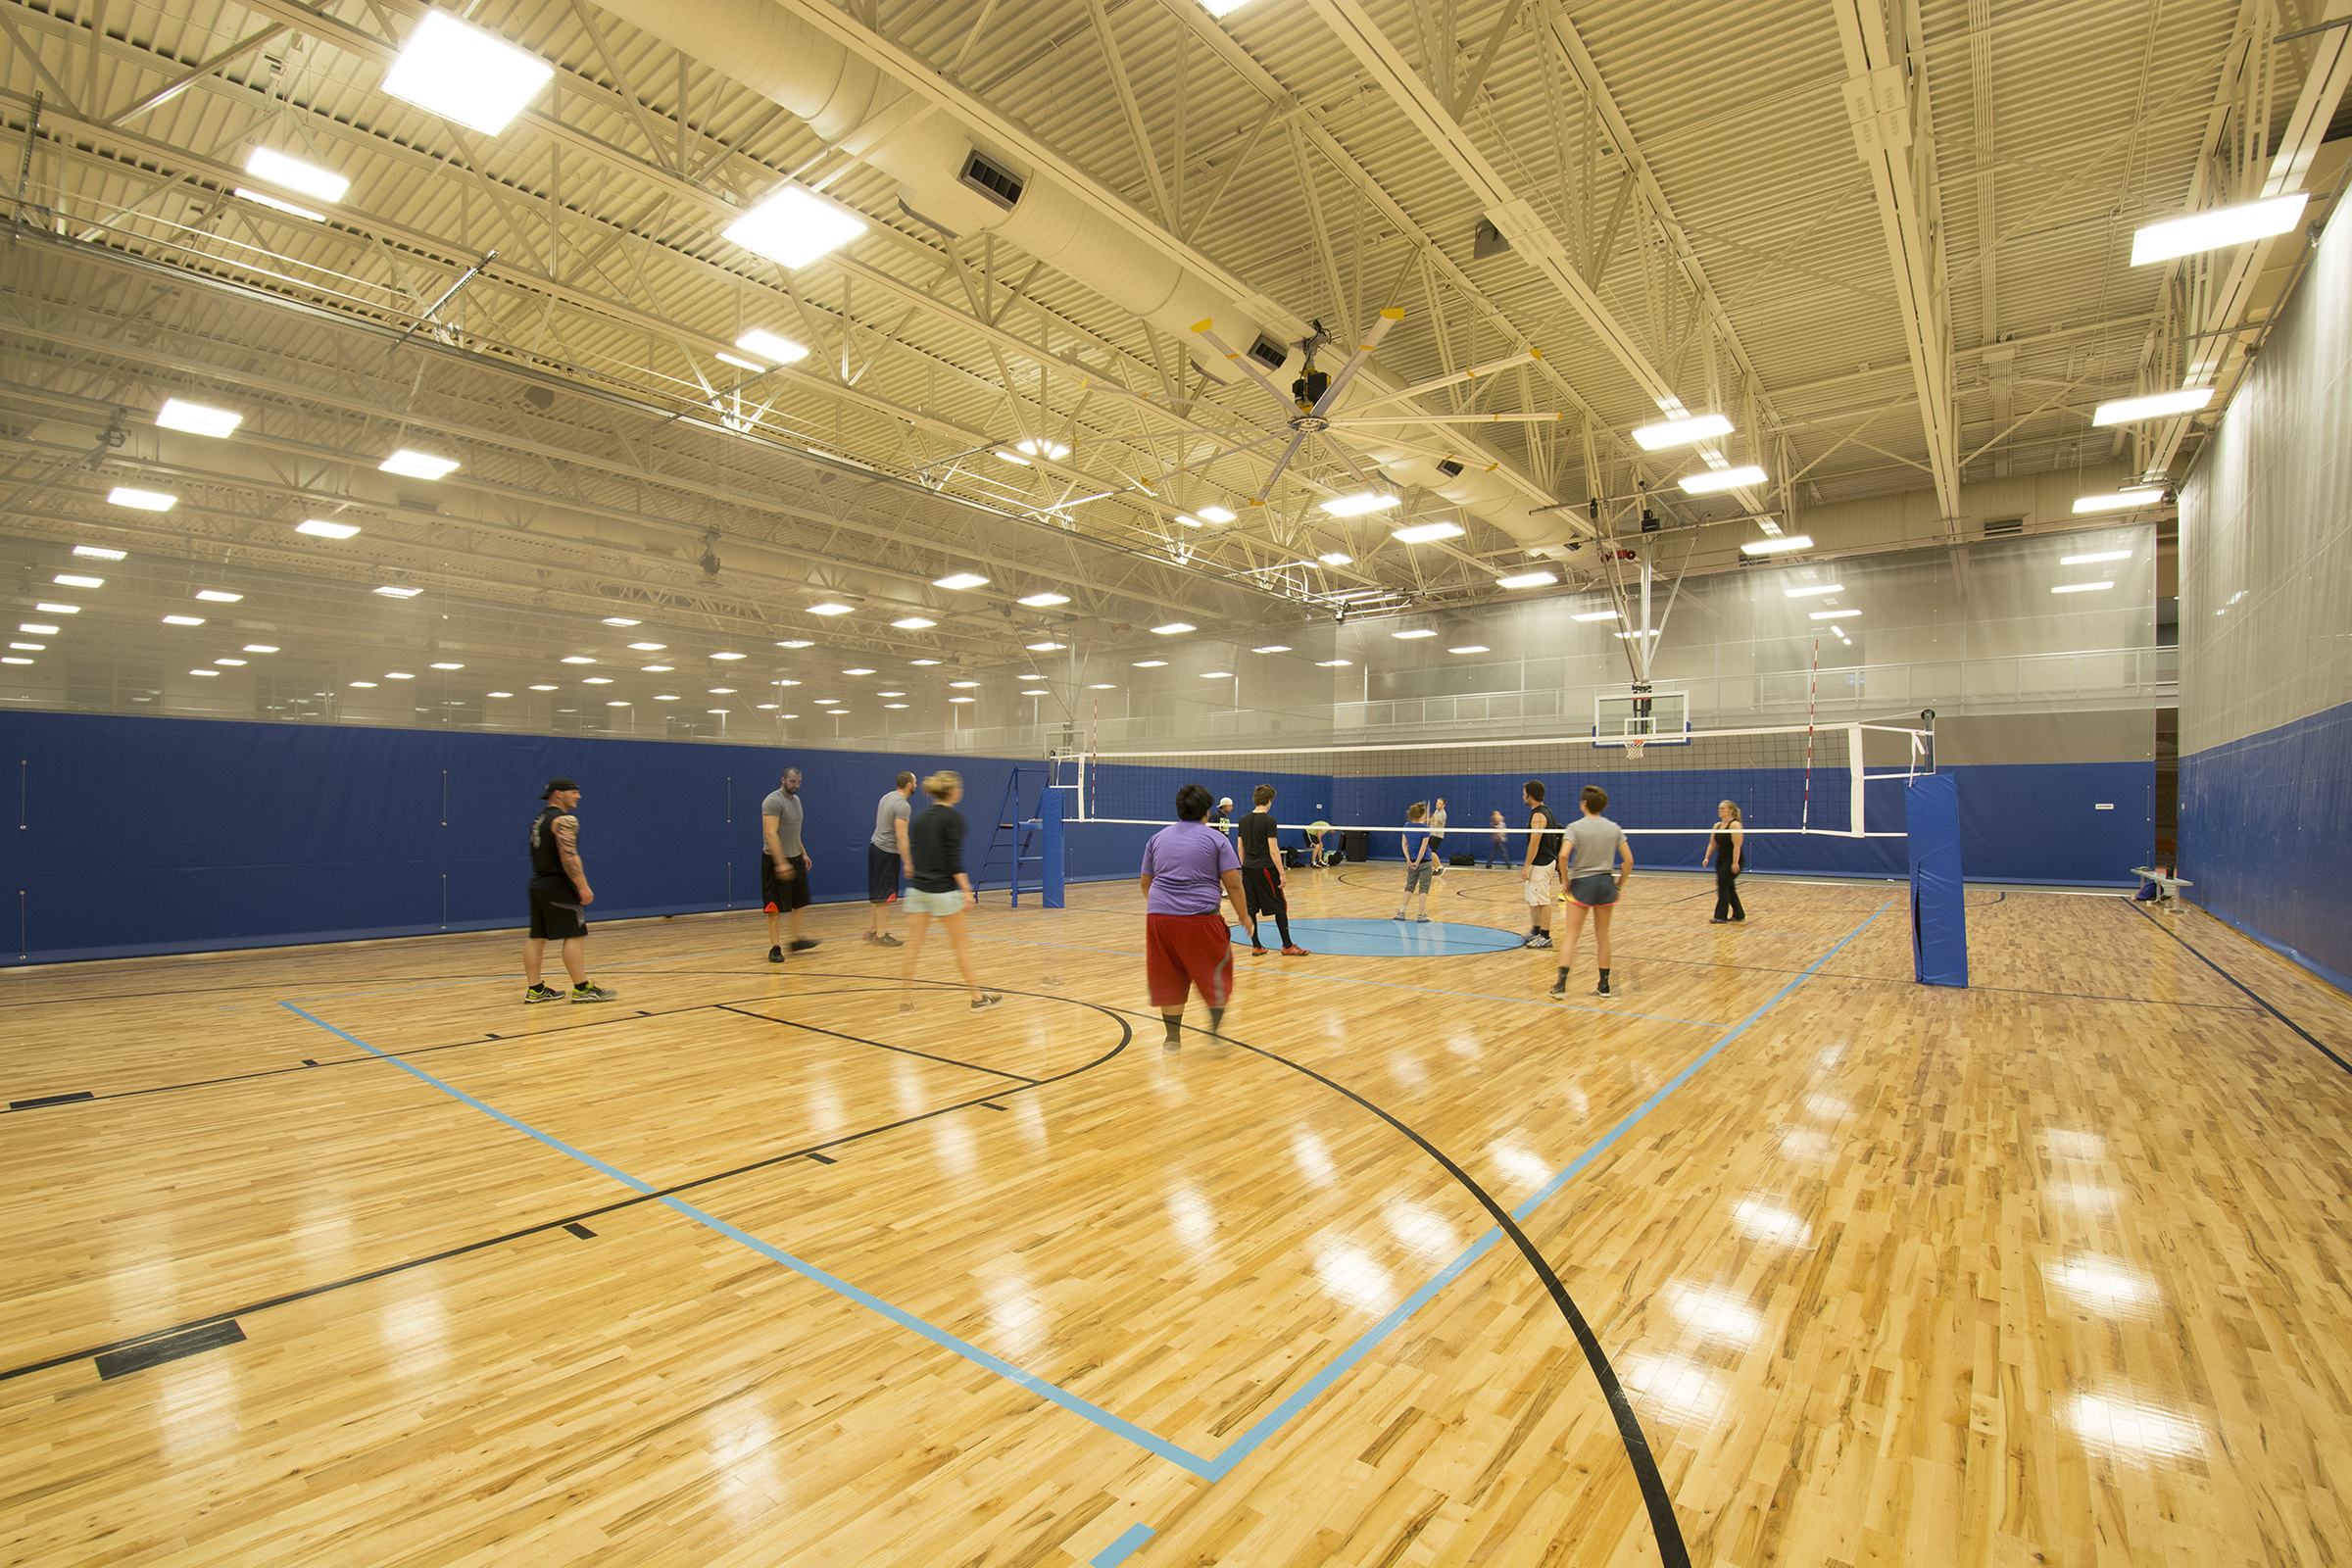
[905,888,965,916]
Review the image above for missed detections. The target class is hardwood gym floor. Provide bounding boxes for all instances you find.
[2,868,2347,1566]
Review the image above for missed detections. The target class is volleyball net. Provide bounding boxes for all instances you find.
[1058,721,1932,840]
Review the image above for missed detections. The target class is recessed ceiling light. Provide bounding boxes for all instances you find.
[384,671,416,680]
[156,399,243,438]
[808,603,854,615]
[243,644,278,653]
[844,667,875,675]
[883,703,907,709]
[161,614,205,626]
[1809,610,1862,620]
[641,664,672,672]
[813,696,840,704]
[1322,492,1399,517]
[1014,437,1069,461]
[2091,389,2213,426]
[1133,659,1167,667]
[53,574,104,589]
[2071,490,2167,514]
[892,615,937,629]
[1572,610,1621,621]
[734,327,810,365]
[373,585,423,598]
[1740,535,1815,555]
[561,656,595,664]
[1252,645,1291,653]
[654,694,681,701]
[1785,584,1845,598]
[296,518,361,539]
[878,690,905,696]
[34,604,79,614]
[2131,191,2309,266]
[722,182,868,269]
[1496,570,1555,589]
[709,687,736,694]
[1449,645,1490,654]
[2051,581,2118,594]
[1319,553,1353,565]
[381,9,555,135]
[380,450,461,479]
[349,680,377,688]
[583,676,613,684]
[2061,550,2134,564]
[627,641,666,651]
[933,572,990,590]
[234,188,326,221]
[1316,659,1352,666]
[1152,622,1194,635]
[607,701,630,708]
[529,684,558,691]
[1200,670,1233,678]
[950,679,980,688]
[1197,505,1237,523]
[430,662,464,670]
[1021,688,1049,696]
[1392,628,1438,640]
[1632,412,1735,450]
[187,667,220,676]
[1392,521,1464,544]
[72,545,125,561]
[245,147,349,203]
[1026,641,1064,651]
[194,589,242,603]
[1016,592,1069,607]
[1680,465,1768,494]
[488,691,514,698]
[22,624,61,634]
[949,696,975,704]
[214,658,246,667]
[108,487,175,511]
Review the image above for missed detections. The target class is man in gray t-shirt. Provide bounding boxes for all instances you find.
[865,771,915,945]
[761,766,815,961]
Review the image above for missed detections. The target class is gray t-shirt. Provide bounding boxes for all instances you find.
[1430,805,1446,841]
[870,788,911,853]
[762,788,804,858]
[1563,812,1626,875]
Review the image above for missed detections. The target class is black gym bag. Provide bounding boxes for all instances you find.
[1448,852,1475,866]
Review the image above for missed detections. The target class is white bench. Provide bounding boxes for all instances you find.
[2132,867,2192,907]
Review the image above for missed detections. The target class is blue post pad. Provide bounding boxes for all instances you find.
[1041,784,1065,909]
[1907,771,1968,987]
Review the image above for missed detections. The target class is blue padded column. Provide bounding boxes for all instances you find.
[1907,771,1968,987]
[1042,782,1065,909]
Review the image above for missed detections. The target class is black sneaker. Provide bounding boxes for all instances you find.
[524,984,564,1004]
[570,983,618,1004]
[1545,978,1567,1000]
[790,938,820,953]
[1594,979,1612,998]
[766,945,784,963]
[970,993,1003,1011]
[872,932,902,947]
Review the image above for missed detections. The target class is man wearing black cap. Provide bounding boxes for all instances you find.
[525,778,616,1004]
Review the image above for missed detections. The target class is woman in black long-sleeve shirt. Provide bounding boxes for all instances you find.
[899,770,1003,1011]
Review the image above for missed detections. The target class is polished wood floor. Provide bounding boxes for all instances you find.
[2,866,2348,1566]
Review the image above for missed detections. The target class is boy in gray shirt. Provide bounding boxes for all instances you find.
[1549,783,1635,1000]
[866,771,916,945]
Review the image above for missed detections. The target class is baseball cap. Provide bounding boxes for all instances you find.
[540,777,580,799]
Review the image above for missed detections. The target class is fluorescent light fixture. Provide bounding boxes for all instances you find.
[488,692,514,699]
[1015,438,1069,461]
[1319,552,1354,565]
[561,656,596,664]
[1572,610,1621,622]
[1026,641,1064,652]
[372,585,423,598]
[715,352,765,372]
[2072,489,2167,514]
[297,518,361,539]
[34,604,78,614]
[2052,581,2118,594]
[843,667,875,675]
[1322,491,1399,517]
[380,449,461,479]
[777,639,814,648]
[1680,464,1768,494]
[1197,0,1250,16]
[156,398,243,438]
[1197,505,1237,523]
[808,603,854,615]
[891,616,937,630]
[0,658,30,666]
[243,645,278,653]
[1017,593,1070,607]
[529,684,558,691]
[245,147,349,203]
[1392,628,1438,639]
[813,697,839,704]
[381,10,555,135]
[1809,610,1861,620]
[1632,412,1734,450]
[1494,570,1556,590]
[734,328,809,365]
[994,449,1030,466]
[1316,659,1352,666]
[626,641,666,651]
[53,574,104,589]
[1200,670,1234,678]
[1785,584,1845,598]
[430,662,464,670]
[349,680,377,688]
[108,487,176,511]
[2062,550,2134,564]
[949,696,975,704]
[189,668,220,677]
[1252,645,1291,653]
[383,671,415,680]
[1088,682,1115,689]
[1740,534,1815,555]
[2131,192,2310,266]
[10,643,40,651]
[654,694,680,702]
[882,703,906,709]
[877,690,904,696]
[72,545,125,561]
[234,188,326,221]
[162,614,205,626]
[602,617,641,626]
[1392,520,1465,544]
[642,664,672,672]
[214,658,246,666]
[2091,388,2213,426]
[933,573,989,590]
[1449,645,1490,654]
[21,624,60,634]
[1021,688,1049,696]
[908,659,941,666]
[948,680,980,689]
[1133,659,1168,667]
[607,701,630,708]
[583,676,612,684]
[1614,629,1662,639]
[1152,622,1194,635]
[709,687,737,694]
[721,182,868,269]
[194,589,242,603]
[1175,514,1202,527]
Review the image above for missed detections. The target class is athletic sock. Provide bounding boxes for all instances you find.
[1556,965,1568,980]
[1162,1013,1183,1042]
[1275,913,1294,946]
[1207,1005,1225,1032]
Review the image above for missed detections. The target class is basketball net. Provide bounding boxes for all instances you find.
[1624,736,1646,760]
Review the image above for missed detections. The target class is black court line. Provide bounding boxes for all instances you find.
[1622,946,2262,1013]
[1162,1011,1692,1568]
[713,1003,1041,1084]
[0,988,1132,1385]
[2131,905,2352,1079]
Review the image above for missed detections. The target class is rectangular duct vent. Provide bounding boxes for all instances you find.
[1247,333,1288,370]
[958,151,1025,211]
[1983,515,2025,538]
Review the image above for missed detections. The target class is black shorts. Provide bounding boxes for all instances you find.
[761,853,809,912]
[1567,871,1620,907]
[528,881,586,940]
[1241,864,1287,915]
[866,843,902,904]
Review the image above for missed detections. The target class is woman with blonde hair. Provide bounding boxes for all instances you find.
[899,770,1004,1011]
[1700,799,1745,924]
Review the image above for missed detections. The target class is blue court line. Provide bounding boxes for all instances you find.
[275,901,1886,1490]
[1093,1524,1156,1566]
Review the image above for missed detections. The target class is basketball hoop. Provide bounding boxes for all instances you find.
[1624,736,1647,760]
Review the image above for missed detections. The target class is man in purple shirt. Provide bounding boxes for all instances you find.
[1141,782,1254,1047]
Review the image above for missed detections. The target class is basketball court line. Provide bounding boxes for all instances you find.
[2130,904,2352,1076]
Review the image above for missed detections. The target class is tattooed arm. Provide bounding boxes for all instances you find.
[555,813,593,905]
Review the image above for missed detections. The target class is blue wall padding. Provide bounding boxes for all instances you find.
[2180,699,2352,989]
[1906,772,1968,987]
[0,710,2154,965]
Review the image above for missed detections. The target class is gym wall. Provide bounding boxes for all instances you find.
[2178,187,2352,991]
